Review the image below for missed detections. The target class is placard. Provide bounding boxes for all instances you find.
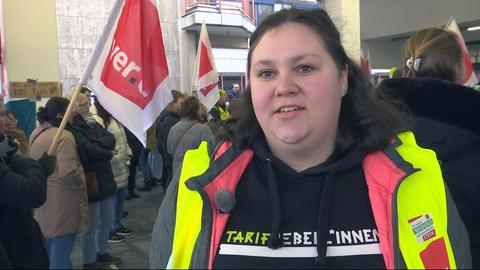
[9,81,61,98]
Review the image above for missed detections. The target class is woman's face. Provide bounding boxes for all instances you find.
[6,114,16,131]
[76,96,91,116]
[250,23,347,156]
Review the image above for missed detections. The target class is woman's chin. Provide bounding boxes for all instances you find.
[271,131,307,146]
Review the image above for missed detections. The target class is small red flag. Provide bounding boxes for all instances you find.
[360,49,372,80]
[445,17,478,87]
[191,21,219,110]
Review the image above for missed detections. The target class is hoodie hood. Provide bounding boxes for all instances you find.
[377,77,480,136]
[251,136,366,267]
[252,136,366,176]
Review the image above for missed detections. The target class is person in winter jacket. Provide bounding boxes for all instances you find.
[167,96,214,176]
[67,91,122,268]
[150,8,471,269]
[93,98,133,241]
[28,97,88,269]
[376,27,480,268]
[155,90,185,191]
[0,96,55,269]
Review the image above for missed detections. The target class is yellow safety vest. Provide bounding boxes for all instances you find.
[164,132,464,269]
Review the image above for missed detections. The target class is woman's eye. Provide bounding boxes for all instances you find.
[297,65,313,73]
[259,70,274,79]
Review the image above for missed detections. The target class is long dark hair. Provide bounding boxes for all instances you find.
[36,97,69,127]
[221,8,405,152]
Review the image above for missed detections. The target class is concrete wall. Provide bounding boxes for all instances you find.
[324,0,361,60]
[56,0,115,95]
[2,0,60,84]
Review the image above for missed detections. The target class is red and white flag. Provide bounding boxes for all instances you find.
[80,0,171,146]
[360,49,371,80]
[445,16,478,87]
[191,21,219,110]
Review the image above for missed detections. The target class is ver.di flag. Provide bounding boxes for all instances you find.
[445,16,478,87]
[191,21,219,110]
[80,0,171,146]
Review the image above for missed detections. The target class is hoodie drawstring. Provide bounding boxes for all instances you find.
[314,173,337,268]
[266,158,283,249]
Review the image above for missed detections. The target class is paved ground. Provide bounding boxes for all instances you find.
[71,171,165,269]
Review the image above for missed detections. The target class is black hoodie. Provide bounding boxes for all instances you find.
[213,137,385,269]
[377,77,480,268]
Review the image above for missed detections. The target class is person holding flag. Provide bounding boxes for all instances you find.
[376,26,480,267]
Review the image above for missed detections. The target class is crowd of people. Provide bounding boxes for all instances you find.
[1,6,479,270]
[0,81,237,269]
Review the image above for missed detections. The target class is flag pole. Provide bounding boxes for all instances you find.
[47,83,82,155]
[444,16,454,30]
[191,21,204,95]
[48,0,124,155]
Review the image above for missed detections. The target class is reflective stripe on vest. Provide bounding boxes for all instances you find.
[395,132,456,269]
[169,141,210,269]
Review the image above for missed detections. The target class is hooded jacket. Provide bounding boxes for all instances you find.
[93,116,131,189]
[0,153,48,269]
[377,77,480,267]
[69,114,117,202]
[167,118,214,175]
[28,123,89,238]
[150,131,471,269]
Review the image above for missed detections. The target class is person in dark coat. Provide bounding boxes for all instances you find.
[155,90,185,191]
[125,128,142,199]
[0,96,56,269]
[376,27,480,267]
[67,91,122,268]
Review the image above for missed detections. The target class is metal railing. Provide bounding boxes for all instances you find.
[184,0,255,24]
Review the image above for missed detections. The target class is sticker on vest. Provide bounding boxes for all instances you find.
[408,214,436,243]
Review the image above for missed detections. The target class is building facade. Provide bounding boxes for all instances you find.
[56,0,320,96]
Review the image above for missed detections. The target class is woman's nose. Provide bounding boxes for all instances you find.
[274,72,299,96]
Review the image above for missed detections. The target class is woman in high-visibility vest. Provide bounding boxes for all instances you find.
[377,27,480,268]
[150,8,471,269]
